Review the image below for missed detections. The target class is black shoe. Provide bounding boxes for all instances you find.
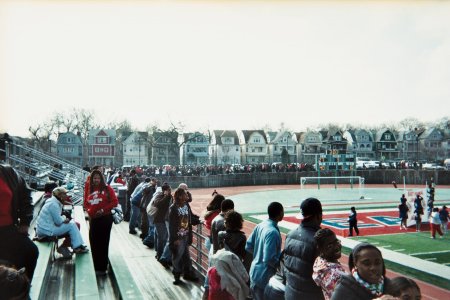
[183,273,199,282]
[173,274,181,285]
[159,259,170,269]
[143,241,154,248]
[129,229,137,235]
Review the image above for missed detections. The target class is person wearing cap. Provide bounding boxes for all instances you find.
[0,164,39,281]
[36,187,88,258]
[284,197,325,300]
[245,202,284,300]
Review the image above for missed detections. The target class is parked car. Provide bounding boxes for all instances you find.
[422,163,445,170]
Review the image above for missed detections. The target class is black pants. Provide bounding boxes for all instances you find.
[0,225,39,281]
[124,195,131,221]
[349,221,359,236]
[140,208,148,238]
[89,215,113,272]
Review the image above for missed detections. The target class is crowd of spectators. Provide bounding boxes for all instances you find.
[112,163,317,178]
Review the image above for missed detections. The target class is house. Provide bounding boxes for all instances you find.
[343,129,375,159]
[321,130,348,155]
[87,129,116,167]
[150,131,179,166]
[56,132,83,166]
[418,128,445,161]
[266,131,296,163]
[179,132,209,165]
[209,130,240,165]
[238,130,269,164]
[374,129,399,160]
[396,128,423,161]
[297,131,323,164]
[122,132,149,166]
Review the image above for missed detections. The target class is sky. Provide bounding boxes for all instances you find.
[1,0,449,137]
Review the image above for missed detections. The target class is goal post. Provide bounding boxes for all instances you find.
[300,176,365,190]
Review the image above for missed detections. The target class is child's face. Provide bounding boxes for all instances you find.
[354,248,383,284]
[320,234,342,262]
[399,287,421,300]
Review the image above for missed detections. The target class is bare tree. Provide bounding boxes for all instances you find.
[72,108,97,145]
[398,117,424,131]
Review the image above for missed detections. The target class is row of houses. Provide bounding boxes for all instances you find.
[55,127,450,167]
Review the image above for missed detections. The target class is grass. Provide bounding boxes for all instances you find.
[351,232,450,264]
[347,232,450,290]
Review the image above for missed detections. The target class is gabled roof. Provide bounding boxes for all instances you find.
[241,130,268,143]
[56,132,82,144]
[212,130,239,145]
[375,128,396,142]
[265,131,277,143]
[420,128,443,140]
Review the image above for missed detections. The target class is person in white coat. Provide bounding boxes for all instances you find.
[36,187,88,258]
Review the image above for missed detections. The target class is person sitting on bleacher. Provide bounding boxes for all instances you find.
[36,187,88,258]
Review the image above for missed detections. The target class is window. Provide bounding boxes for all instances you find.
[253,137,261,143]
[66,137,73,143]
[97,137,108,144]
[384,134,391,140]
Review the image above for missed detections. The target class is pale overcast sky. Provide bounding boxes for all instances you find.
[1,1,449,137]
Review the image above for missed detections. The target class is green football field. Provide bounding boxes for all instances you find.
[350,232,450,266]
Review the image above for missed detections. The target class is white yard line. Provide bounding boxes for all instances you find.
[410,250,450,256]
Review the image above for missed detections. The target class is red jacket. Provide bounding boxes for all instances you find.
[84,185,118,219]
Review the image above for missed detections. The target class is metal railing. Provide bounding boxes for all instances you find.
[190,223,209,279]
[2,141,88,205]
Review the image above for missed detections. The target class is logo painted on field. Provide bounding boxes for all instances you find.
[322,218,381,229]
[368,216,401,226]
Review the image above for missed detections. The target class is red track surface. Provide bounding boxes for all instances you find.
[189,184,450,300]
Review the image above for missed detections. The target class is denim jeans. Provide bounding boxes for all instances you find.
[155,222,168,258]
[160,221,172,262]
[36,219,84,248]
[143,215,155,245]
[251,286,265,300]
[129,205,141,231]
[171,235,192,276]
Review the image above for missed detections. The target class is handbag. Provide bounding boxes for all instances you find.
[111,204,124,224]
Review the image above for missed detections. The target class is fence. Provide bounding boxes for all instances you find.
[151,169,449,188]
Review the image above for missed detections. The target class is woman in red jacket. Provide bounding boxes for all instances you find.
[84,169,118,275]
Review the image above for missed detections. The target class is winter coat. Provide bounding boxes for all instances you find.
[284,220,324,300]
[331,274,390,300]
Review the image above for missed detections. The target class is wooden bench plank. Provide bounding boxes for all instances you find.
[73,206,100,300]
[30,241,54,300]
[109,252,144,300]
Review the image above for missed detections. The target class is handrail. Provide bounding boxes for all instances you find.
[190,223,209,278]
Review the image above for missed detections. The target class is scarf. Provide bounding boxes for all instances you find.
[352,269,384,297]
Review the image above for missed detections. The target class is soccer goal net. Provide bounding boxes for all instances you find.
[300,176,365,190]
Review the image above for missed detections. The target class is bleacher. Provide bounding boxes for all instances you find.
[4,140,206,299]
